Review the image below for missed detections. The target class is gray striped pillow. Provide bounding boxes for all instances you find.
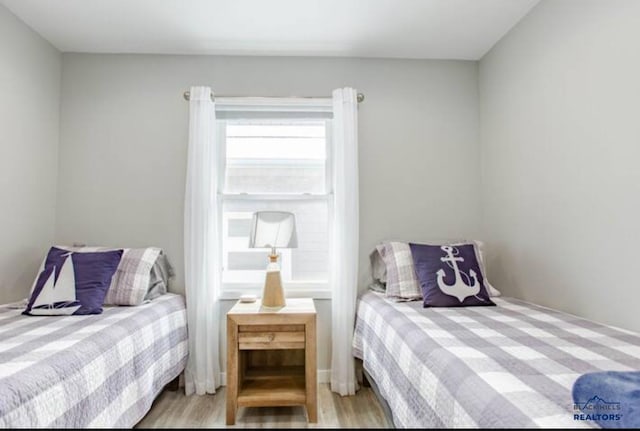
[58,246,161,305]
[376,241,422,301]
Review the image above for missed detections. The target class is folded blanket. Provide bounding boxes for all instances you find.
[572,371,640,428]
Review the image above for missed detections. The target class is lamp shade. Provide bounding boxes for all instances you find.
[249,211,298,249]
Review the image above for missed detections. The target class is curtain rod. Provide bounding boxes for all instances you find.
[183,91,364,103]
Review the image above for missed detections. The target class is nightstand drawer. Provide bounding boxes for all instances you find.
[238,324,305,333]
[238,331,305,350]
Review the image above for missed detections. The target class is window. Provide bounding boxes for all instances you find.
[218,111,332,298]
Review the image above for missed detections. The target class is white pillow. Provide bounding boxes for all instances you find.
[471,240,501,297]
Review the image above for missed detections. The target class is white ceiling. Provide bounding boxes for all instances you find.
[1,0,539,60]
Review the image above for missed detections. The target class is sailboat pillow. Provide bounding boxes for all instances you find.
[23,247,123,316]
[409,243,495,308]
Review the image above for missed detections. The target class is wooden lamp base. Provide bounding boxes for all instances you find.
[261,254,286,309]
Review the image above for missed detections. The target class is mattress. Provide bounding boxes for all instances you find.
[0,293,188,428]
[353,291,640,428]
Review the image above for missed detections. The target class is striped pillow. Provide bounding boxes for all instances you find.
[376,241,422,301]
[58,246,161,306]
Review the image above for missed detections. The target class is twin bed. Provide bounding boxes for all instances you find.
[0,293,188,427]
[354,291,640,428]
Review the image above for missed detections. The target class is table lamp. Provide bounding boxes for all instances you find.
[249,211,298,309]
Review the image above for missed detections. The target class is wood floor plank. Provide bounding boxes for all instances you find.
[136,383,391,428]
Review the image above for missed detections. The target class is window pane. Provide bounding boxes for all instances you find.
[222,199,329,284]
[227,251,270,270]
[228,219,252,237]
[224,121,327,194]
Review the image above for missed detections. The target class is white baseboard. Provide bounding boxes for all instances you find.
[317,369,331,383]
[220,369,330,386]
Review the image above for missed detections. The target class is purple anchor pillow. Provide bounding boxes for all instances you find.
[409,243,495,308]
[24,247,123,316]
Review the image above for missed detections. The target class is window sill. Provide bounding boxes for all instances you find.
[220,283,331,300]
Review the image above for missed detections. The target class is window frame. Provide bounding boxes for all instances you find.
[216,116,334,300]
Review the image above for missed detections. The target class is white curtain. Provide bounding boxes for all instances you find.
[184,86,221,395]
[330,87,360,396]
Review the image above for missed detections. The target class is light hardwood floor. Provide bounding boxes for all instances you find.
[137,384,391,428]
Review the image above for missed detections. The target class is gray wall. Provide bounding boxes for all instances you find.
[479,0,640,331]
[0,5,61,304]
[57,54,481,370]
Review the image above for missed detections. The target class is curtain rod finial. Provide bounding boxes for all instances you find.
[184,90,214,101]
[357,93,365,103]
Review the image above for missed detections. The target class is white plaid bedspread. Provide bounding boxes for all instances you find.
[0,293,188,428]
[353,292,640,428]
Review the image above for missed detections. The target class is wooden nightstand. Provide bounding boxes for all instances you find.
[226,298,317,425]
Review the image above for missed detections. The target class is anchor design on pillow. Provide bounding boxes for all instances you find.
[436,245,480,302]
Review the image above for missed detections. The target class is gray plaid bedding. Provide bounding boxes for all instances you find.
[353,291,640,428]
[0,293,188,428]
